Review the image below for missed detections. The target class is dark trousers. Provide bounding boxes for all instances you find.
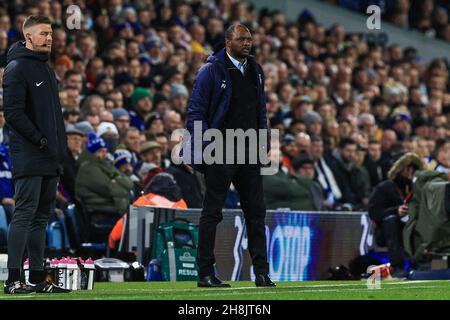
[377,216,405,270]
[7,176,59,271]
[197,163,269,277]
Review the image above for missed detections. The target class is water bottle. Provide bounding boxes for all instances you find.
[23,259,29,284]
[67,258,79,290]
[80,258,95,290]
[57,257,68,289]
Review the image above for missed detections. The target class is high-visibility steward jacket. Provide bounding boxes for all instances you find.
[108,193,187,249]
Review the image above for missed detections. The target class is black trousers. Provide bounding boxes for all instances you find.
[7,176,59,271]
[376,215,406,270]
[197,163,269,278]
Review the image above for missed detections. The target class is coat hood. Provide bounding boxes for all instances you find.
[7,41,49,64]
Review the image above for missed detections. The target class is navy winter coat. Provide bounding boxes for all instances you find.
[185,48,268,169]
[2,41,67,179]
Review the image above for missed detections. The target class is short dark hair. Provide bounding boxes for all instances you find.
[339,137,356,149]
[225,23,250,40]
[23,15,51,30]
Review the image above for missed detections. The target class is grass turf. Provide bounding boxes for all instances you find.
[1,280,450,300]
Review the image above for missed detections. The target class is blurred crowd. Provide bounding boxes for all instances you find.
[0,0,448,227]
[325,0,450,42]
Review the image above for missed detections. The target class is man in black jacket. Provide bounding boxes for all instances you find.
[2,16,69,294]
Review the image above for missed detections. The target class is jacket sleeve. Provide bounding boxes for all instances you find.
[76,163,116,198]
[186,63,214,135]
[2,61,44,146]
[258,67,268,130]
[368,184,399,222]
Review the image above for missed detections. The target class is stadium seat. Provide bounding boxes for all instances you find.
[72,197,118,256]
[47,221,63,250]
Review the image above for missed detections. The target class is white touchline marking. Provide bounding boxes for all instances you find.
[111,280,443,293]
[164,285,441,298]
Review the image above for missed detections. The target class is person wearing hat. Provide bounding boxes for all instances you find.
[93,72,114,97]
[145,112,164,134]
[97,121,119,154]
[390,112,412,141]
[138,140,162,168]
[60,124,85,203]
[129,87,154,131]
[74,121,93,147]
[114,149,141,197]
[111,108,130,134]
[303,111,323,136]
[280,134,299,173]
[75,132,134,228]
[368,152,424,278]
[169,83,189,114]
[114,72,135,109]
[152,92,170,113]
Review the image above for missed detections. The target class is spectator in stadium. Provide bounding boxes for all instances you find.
[165,159,205,209]
[292,154,324,210]
[328,138,360,207]
[280,134,299,173]
[310,135,341,208]
[59,124,84,206]
[108,172,187,252]
[111,108,130,135]
[368,153,424,278]
[163,109,183,134]
[424,138,450,175]
[97,121,120,155]
[145,113,165,135]
[0,143,14,223]
[264,142,316,211]
[303,111,323,137]
[0,110,10,145]
[75,132,133,216]
[113,149,141,200]
[80,94,105,119]
[117,127,141,167]
[169,83,189,114]
[129,87,154,131]
[364,139,386,188]
[114,72,135,109]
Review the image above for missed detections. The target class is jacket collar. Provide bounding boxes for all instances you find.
[209,47,256,68]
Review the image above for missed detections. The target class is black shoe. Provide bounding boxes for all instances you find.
[27,281,71,293]
[4,281,34,294]
[255,274,276,287]
[197,275,231,288]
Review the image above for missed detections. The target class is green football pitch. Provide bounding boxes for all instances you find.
[1,280,450,300]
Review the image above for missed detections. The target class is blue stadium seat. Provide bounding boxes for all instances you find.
[47,221,63,250]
